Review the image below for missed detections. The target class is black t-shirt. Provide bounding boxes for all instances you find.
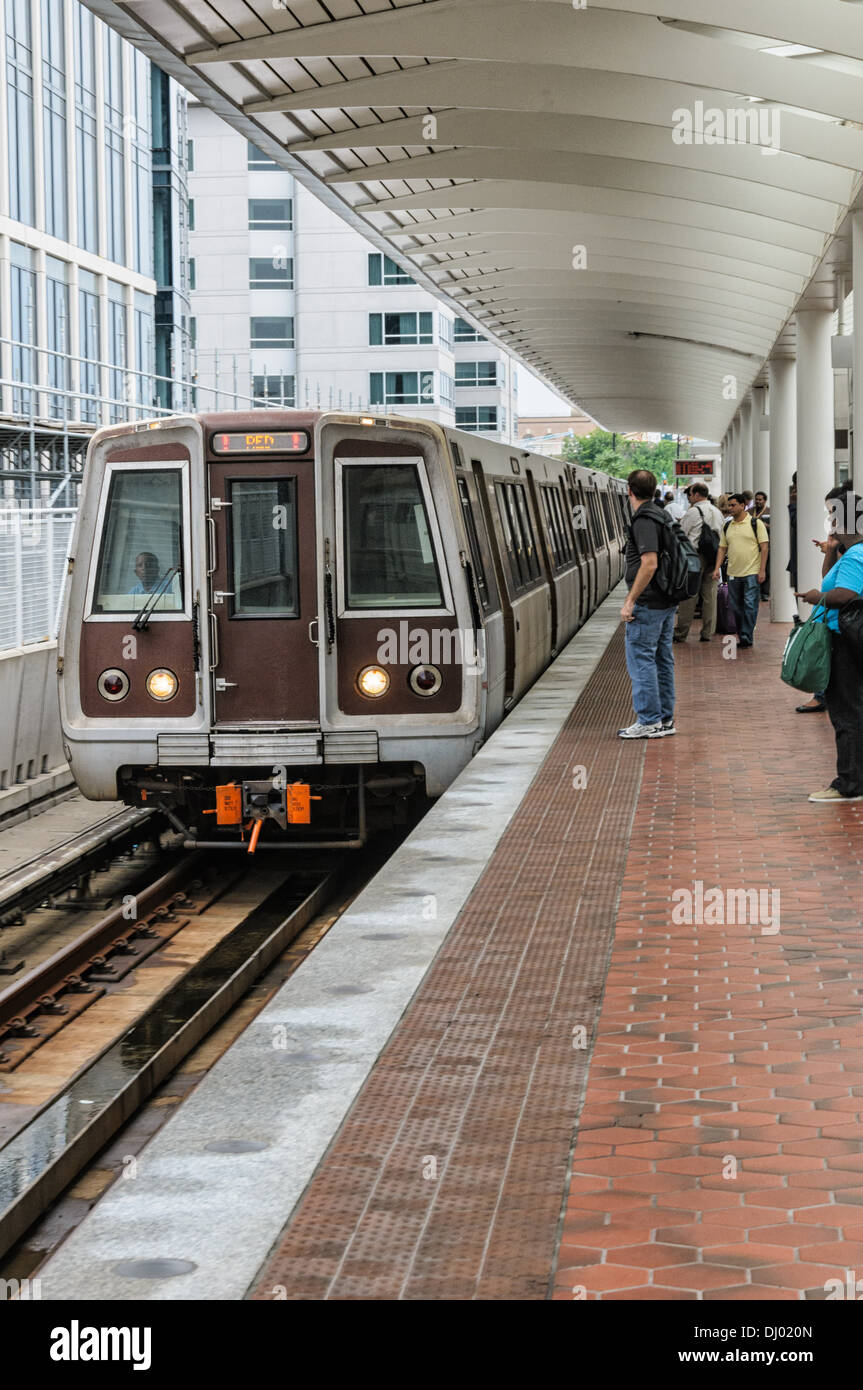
[625,505,674,609]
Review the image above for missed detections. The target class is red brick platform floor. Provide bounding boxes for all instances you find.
[253,609,863,1300]
[555,612,863,1300]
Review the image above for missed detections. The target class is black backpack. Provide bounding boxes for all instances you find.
[695,504,719,566]
[634,504,701,604]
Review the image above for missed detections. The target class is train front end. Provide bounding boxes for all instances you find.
[59,411,484,847]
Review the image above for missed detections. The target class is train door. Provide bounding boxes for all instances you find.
[207,454,319,724]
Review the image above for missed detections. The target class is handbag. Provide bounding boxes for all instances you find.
[781,605,832,693]
[716,581,736,635]
[838,596,863,663]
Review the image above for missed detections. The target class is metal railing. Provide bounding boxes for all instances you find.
[0,508,76,650]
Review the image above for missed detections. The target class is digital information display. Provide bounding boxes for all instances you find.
[676,460,714,476]
[211,430,310,455]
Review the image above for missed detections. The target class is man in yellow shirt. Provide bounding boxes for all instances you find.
[712,493,769,647]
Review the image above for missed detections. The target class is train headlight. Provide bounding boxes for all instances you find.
[357,665,389,698]
[146,668,179,702]
[409,665,443,697]
[98,668,129,702]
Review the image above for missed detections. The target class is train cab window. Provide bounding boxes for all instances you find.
[229,478,298,617]
[342,462,443,609]
[92,468,184,614]
[457,478,490,610]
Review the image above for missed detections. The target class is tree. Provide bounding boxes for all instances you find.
[561,431,682,484]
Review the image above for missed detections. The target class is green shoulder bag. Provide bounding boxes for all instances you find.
[781,605,832,694]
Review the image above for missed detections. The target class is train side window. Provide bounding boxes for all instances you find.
[341,462,444,609]
[586,492,604,546]
[513,483,540,579]
[571,480,590,559]
[600,492,616,542]
[92,467,185,614]
[457,477,490,611]
[494,481,524,590]
[539,488,560,567]
[550,486,574,564]
[229,478,298,617]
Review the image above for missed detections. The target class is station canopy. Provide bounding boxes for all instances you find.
[92,0,863,437]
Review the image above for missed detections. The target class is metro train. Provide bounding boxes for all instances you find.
[58,411,627,848]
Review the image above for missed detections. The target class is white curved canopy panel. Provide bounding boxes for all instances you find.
[84,0,863,436]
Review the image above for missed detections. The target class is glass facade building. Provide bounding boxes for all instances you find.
[0,0,191,502]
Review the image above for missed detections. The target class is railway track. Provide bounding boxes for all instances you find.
[0,853,343,1262]
[0,805,160,938]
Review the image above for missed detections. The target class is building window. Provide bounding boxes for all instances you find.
[455,361,498,387]
[130,50,152,276]
[248,141,280,169]
[6,0,35,226]
[188,198,195,231]
[249,257,293,288]
[108,290,127,423]
[456,406,500,433]
[46,257,70,420]
[368,312,434,346]
[369,372,434,407]
[249,198,292,229]
[41,0,67,240]
[189,258,196,290]
[79,274,101,424]
[253,374,296,406]
[250,317,294,349]
[440,373,455,410]
[439,315,454,352]
[189,316,196,347]
[102,29,126,263]
[187,138,194,170]
[368,252,413,287]
[136,301,154,407]
[74,6,98,253]
[10,253,36,414]
[455,317,485,343]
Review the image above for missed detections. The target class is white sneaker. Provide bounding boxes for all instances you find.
[617,721,664,739]
[658,719,677,737]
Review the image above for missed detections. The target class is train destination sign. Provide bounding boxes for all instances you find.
[675,460,714,476]
[211,430,310,455]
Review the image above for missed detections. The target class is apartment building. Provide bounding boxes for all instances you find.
[188,103,517,441]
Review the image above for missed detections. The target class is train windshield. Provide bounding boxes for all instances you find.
[93,468,184,614]
[342,461,443,608]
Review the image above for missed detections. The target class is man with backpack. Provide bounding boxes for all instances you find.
[674,482,724,643]
[712,493,769,648]
[619,468,700,739]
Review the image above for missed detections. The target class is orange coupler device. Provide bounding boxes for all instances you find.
[286,782,312,825]
[215,783,243,826]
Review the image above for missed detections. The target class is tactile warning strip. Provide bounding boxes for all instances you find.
[252,627,644,1300]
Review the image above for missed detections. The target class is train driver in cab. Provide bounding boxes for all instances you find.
[130,551,162,594]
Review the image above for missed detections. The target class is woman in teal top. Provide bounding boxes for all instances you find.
[796,489,863,803]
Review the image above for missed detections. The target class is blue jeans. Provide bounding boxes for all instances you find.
[728,574,761,644]
[624,604,676,725]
